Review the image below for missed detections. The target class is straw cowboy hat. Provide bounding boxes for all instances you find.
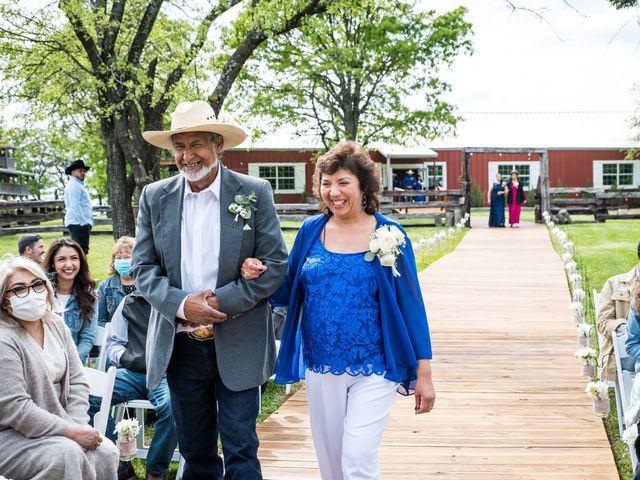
[142,100,248,150]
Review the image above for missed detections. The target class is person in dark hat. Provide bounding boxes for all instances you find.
[64,159,93,254]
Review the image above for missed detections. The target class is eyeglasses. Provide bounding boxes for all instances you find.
[6,279,47,298]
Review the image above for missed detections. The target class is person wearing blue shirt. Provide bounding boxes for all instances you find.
[64,159,94,255]
[244,142,435,480]
[97,236,136,327]
[43,238,97,363]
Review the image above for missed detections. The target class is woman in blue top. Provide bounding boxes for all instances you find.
[488,173,508,228]
[43,238,98,363]
[96,236,136,326]
[244,141,435,480]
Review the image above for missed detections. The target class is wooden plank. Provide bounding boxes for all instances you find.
[257,217,618,479]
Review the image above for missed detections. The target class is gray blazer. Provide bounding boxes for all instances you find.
[131,166,288,390]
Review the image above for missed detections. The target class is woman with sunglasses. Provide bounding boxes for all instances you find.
[0,256,119,479]
[44,238,98,363]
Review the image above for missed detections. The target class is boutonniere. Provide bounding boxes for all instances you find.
[228,192,257,226]
[364,224,406,277]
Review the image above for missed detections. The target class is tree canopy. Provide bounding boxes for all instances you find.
[233,1,472,148]
[0,0,328,237]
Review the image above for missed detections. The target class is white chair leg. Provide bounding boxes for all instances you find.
[615,383,625,437]
[176,455,186,479]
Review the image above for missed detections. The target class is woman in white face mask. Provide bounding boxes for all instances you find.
[97,236,136,327]
[0,256,119,479]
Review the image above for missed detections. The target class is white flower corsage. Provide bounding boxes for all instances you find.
[228,192,257,226]
[365,224,407,276]
[584,380,609,401]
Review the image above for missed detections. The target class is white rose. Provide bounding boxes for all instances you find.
[369,237,381,253]
[389,225,405,243]
[379,253,396,267]
[378,233,397,252]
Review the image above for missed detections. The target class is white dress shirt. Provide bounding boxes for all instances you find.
[176,173,221,331]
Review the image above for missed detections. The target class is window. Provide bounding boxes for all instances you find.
[498,164,531,188]
[425,165,444,189]
[248,163,306,194]
[593,161,639,188]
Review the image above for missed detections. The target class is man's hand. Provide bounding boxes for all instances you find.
[183,290,227,325]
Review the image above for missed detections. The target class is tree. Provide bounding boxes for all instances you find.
[609,0,638,8]
[232,1,472,148]
[0,0,329,237]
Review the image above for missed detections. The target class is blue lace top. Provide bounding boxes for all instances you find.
[300,238,386,376]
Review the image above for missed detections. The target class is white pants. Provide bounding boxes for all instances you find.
[305,370,398,480]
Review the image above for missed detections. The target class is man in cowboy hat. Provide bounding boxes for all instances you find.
[64,159,93,254]
[131,100,287,479]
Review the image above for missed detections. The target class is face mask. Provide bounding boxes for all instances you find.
[8,290,48,322]
[114,258,132,277]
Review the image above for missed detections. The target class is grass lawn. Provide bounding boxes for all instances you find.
[550,219,640,480]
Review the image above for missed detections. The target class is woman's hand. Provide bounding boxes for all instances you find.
[65,424,103,450]
[414,359,435,414]
[240,257,267,280]
[414,377,436,414]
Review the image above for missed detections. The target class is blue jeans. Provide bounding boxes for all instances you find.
[89,370,178,476]
[166,334,261,480]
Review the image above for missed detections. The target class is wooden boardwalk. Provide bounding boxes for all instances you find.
[257,219,619,479]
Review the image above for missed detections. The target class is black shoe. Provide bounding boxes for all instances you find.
[118,461,137,480]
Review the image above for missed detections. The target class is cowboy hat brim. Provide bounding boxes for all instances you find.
[142,123,248,150]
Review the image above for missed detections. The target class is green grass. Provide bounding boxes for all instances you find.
[549,219,640,480]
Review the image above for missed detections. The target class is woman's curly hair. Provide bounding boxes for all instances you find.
[313,141,381,215]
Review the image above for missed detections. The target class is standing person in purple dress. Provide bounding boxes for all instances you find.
[507,170,526,227]
[243,141,435,480]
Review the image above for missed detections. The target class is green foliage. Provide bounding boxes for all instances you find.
[231,1,472,148]
[470,181,486,207]
[609,0,638,8]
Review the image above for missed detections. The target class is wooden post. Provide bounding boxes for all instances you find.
[462,150,471,228]
[539,150,550,222]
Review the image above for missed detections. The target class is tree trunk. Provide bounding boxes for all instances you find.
[102,118,136,238]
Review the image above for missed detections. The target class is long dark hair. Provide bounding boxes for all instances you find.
[44,238,97,323]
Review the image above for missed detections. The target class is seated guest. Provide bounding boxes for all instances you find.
[90,291,177,480]
[97,236,136,326]
[44,238,98,363]
[0,256,119,479]
[624,285,640,480]
[18,234,45,265]
[597,240,639,381]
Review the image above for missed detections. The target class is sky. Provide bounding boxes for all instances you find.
[427,0,640,148]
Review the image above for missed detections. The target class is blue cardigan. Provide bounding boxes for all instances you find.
[272,212,432,394]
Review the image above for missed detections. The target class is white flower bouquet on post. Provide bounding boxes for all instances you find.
[365,225,407,277]
[576,347,598,378]
[585,381,610,417]
[576,323,592,347]
[570,302,584,324]
[114,418,140,461]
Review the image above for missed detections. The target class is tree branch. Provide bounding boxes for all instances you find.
[100,0,127,62]
[126,0,163,67]
[59,0,103,72]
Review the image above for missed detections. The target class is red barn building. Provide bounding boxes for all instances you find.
[166,146,638,205]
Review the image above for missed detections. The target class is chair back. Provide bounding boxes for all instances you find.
[83,366,117,436]
[92,323,111,371]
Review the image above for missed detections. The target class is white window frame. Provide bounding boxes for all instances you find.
[381,162,447,190]
[592,160,640,188]
[248,163,306,194]
[488,161,539,191]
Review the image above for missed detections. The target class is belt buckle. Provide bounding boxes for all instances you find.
[186,325,215,342]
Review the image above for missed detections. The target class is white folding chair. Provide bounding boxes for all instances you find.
[87,323,111,371]
[83,366,117,436]
[613,330,638,473]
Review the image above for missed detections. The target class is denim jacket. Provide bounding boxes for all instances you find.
[97,275,126,327]
[61,294,98,363]
[625,305,640,367]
